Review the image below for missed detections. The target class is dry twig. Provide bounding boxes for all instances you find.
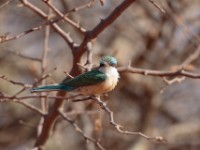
[59,110,106,150]
[91,96,166,143]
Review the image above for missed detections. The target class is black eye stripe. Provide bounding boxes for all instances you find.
[100,62,116,67]
[100,63,105,67]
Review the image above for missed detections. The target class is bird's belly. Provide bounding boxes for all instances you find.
[80,77,118,96]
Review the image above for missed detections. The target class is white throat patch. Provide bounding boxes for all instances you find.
[99,67,120,79]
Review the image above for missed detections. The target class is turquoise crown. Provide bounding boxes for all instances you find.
[100,56,117,66]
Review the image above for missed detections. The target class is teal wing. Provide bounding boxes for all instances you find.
[63,69,107,88]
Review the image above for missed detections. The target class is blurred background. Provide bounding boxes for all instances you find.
[0,0,200,150]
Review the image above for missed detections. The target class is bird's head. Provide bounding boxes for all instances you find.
[99,56,117,68]
[99,56,119,77]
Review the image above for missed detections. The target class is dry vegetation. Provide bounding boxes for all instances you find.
[0,0,200,150]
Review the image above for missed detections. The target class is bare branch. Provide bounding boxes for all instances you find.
[63,71,74,79]
[7,50,41,62]
[0,98,45,116]
[149,0,200,47]
[41,0,87,34]
[163,76,186,85]
[0,0,13,9]
[78,0,137,55]
[148,0,166,14]
[118,66,200,79]
[0,75,31,87]
[32,73,53,87]
[14,100,45,116]
[59,110,106,150]
[181,46,200,68]
[17,0,75,49]
[91,96,166,143]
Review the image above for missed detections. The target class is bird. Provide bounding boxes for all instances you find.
[31,56,119,96]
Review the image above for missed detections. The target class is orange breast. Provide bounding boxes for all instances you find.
[80,76,118,96]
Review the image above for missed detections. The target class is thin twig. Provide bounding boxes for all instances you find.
[163,76,185,85]
[0,14,73,44]
[84,42,93,71]
[0,94,85,101]
[17,0,75,49]
[0,0,13,9]
[149,0,200,47]
[78,0,137,56]
[63,71,74,79]
[32,74,52,87]
[7,49,41,61]
[117,66,200,79]
[0,75,31,87]
[40,4,51,113]
[15,100,45,116]
[180,45,200,68]
[148,0,166,14]
[59,110,106,150]
[41,0,87,34]
[12,87,27,97]
[91,96,166,143]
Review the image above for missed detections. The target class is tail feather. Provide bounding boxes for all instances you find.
[31,84,75,93]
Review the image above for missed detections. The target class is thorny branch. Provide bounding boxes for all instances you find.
[34,0,138,148]
[148,0,200,46]
[0,75,31,87]
[59,110,106,150]
[41,0,90,34]
[118,45,200,81]
[78,0,137,56]
[118,66,200,79]
[91,96,166,143]
[0,0,96,44]
[0,96,45,116]
[0,12,73,44]
[19,0,75,49]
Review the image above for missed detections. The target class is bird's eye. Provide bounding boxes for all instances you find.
[110,63,116,66]
[100,63,105,67]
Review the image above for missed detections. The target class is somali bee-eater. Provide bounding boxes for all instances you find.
[31,56,119,95]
